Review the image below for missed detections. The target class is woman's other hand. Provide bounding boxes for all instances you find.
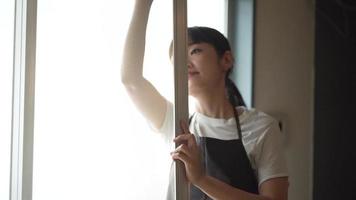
[171,120,205,185]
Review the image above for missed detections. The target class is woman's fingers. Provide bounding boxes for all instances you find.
[172,144,190,156]
[175,119,195,144]
[171,151,189,164]
[180,120,190,134]
[171,144,191,164]
[171,136,204,185]
[174,133,197,147]
[174,133,190,142]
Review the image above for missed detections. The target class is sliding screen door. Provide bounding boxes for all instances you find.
[33,0,173,199]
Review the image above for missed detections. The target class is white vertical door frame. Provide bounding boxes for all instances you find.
[10,0,37,199]
[173,0,189,199]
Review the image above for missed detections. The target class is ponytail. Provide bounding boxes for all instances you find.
[225,77,246,107]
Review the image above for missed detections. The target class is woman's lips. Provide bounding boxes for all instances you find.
[188,71,199,79]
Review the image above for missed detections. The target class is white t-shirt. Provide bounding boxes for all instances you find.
[157,101,288,186]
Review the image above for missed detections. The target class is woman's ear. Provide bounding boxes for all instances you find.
[220,51,234,71]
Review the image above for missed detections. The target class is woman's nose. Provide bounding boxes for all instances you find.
[187,60,193,69]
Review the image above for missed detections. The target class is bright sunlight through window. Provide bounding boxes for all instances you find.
[0,0,15,199]
[32,0,226,199]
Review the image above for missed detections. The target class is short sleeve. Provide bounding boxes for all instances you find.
[154,100,174,144]
[254,120,288,186]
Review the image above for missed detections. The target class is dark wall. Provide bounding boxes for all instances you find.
[314,0,356,199]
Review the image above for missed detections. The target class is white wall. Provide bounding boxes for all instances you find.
[254,0,315,200]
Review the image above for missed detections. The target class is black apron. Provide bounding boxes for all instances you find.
[189,107,259,199]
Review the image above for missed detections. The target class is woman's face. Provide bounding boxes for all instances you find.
[187,42,230,96]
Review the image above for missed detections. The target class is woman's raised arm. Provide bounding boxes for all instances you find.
[121,0,167,130]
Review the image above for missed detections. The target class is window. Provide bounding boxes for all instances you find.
[33,1,172,199]
[8,0,228,199]
[188,0,227,34]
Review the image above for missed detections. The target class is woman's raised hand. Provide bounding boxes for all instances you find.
[171,120,205,185]
[135,0,153,6]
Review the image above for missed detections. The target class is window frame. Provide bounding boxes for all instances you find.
[10,0,37,199]
[173,0,189,199]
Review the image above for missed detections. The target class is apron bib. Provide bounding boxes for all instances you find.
[189,107,259,199]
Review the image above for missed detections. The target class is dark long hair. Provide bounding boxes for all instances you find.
[187,26,246,107]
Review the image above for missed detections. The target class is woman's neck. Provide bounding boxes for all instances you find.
[194,89,235,119]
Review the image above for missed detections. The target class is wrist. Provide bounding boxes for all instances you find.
[193,174,208,189]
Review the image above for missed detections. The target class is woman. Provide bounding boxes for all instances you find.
[121,1,289,199]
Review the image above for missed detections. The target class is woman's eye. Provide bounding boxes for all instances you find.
[190,48,202,55]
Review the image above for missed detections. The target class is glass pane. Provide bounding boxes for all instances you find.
[188,0,227,34]
[0,0,15,199]
[33,0,173,199]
